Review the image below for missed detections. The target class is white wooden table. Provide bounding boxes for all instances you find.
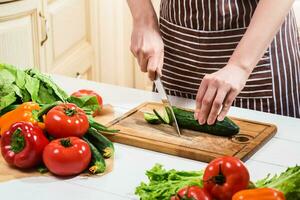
[0,75,299,200]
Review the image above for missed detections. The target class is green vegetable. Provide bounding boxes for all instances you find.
[83,136,106,174]
[173,107,239,136]
[144,106,239,136]
[37,165,49,174]
[88,116,119,134]
[165,107,174,124]
[67,95,101,116]
[0,104,19,116]
[135,164,300,200]
[144,112,161,124]
[135,164,204,200]
[255,165,300,200]
[85,128,115,158]
[0,63,68,112]
[153,109,169,124]
[25,68,68,103]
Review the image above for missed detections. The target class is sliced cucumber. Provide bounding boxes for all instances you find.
[144,112,161,124]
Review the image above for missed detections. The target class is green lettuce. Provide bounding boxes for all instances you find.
[135,164,204,200]
[255,166,300,200]
[135,164,300,200]
[0,63,68,112]
[67,95,101,115]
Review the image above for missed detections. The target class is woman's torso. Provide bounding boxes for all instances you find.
[159,0,300,118]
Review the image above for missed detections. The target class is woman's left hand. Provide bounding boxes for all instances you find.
[194,64,251,125]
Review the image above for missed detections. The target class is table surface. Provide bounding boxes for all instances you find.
[1,75,299,200]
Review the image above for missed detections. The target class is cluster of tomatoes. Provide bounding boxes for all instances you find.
[1,90,103,176]
[171,156,285,200]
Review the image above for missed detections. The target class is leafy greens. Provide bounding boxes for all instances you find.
[135,164,300,200]
[0,63,68,111]
[135,164,204,200]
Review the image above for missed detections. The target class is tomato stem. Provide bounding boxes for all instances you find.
[64,108,77,116]
[60,138,72,147]
[213,164,226,185]
[11,128,25,153]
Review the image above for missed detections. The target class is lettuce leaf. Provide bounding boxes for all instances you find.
[0,63,69,111]
[25,68,68,102]
[135,164,204,200]
[67,95,101,115]
[255,166,300,200]
[135,164,300,200]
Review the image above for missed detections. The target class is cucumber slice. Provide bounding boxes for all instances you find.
[144,112,161,124]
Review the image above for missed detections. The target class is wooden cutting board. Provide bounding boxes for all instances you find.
[104,102,277,163]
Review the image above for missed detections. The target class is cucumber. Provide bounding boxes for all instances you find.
[172,107,239,136]
[83,136,106,174]
[165,107,174,124]
[85,128,114,158]
[153,109,170,124]
[144,112,161,124]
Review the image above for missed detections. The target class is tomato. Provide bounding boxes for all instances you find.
[45,103,89,138]
[171,186,212,200]
[203,156,250,200]
[71,89,103,116]
[43,137,91,176]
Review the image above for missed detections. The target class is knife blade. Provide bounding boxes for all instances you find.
[154,76,181,137]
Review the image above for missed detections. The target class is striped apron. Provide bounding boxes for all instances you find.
[158,0,300,118]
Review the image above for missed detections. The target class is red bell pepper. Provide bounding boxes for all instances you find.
[1,122,49,169]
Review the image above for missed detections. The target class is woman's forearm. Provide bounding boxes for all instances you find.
[127,0,159,28]
[229,0,295,73]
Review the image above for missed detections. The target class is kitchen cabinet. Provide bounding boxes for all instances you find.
[0,0,44,70]
[44,0,95,80]
[0,0,97,81]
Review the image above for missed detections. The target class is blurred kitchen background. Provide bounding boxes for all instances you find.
[0,0,299,91]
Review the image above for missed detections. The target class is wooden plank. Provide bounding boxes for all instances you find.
[104,102,277,163]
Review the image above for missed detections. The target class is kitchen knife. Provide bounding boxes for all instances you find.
[154,76,181,137]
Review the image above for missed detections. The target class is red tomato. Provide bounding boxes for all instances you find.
[43,137,91,176]
[71,89,103,116]
[203,156,250,200]
[172,186,212,200]
[45,103,89,138]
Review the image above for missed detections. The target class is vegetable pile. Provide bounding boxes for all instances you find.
[136,157,300,200]
[0,63,118,176]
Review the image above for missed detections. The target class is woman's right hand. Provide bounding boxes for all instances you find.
[130,22,164,81]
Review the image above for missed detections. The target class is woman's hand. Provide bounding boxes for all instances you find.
[130,22,164,81]
[194,64,251,125]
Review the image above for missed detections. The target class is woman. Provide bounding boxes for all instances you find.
[127,0,300,125]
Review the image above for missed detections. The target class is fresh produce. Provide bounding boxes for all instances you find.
[0,63,117,177]
[1,122,49,168]
[135,164,204,200]
[84,127,114,158]
[0,102,44,135]
[136,162,300,200]
[45,103,89,138]
[88,116,119,134]
[171,186,212,200]
[0,63,68,112]
[43,137,91,176]
[232,188,285,200]
[71,89,103,116]
[144,107,239,136]
[203,156,250,200]
[255,166,300,200]
[144,112,161,124]
[83,137,106,174]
